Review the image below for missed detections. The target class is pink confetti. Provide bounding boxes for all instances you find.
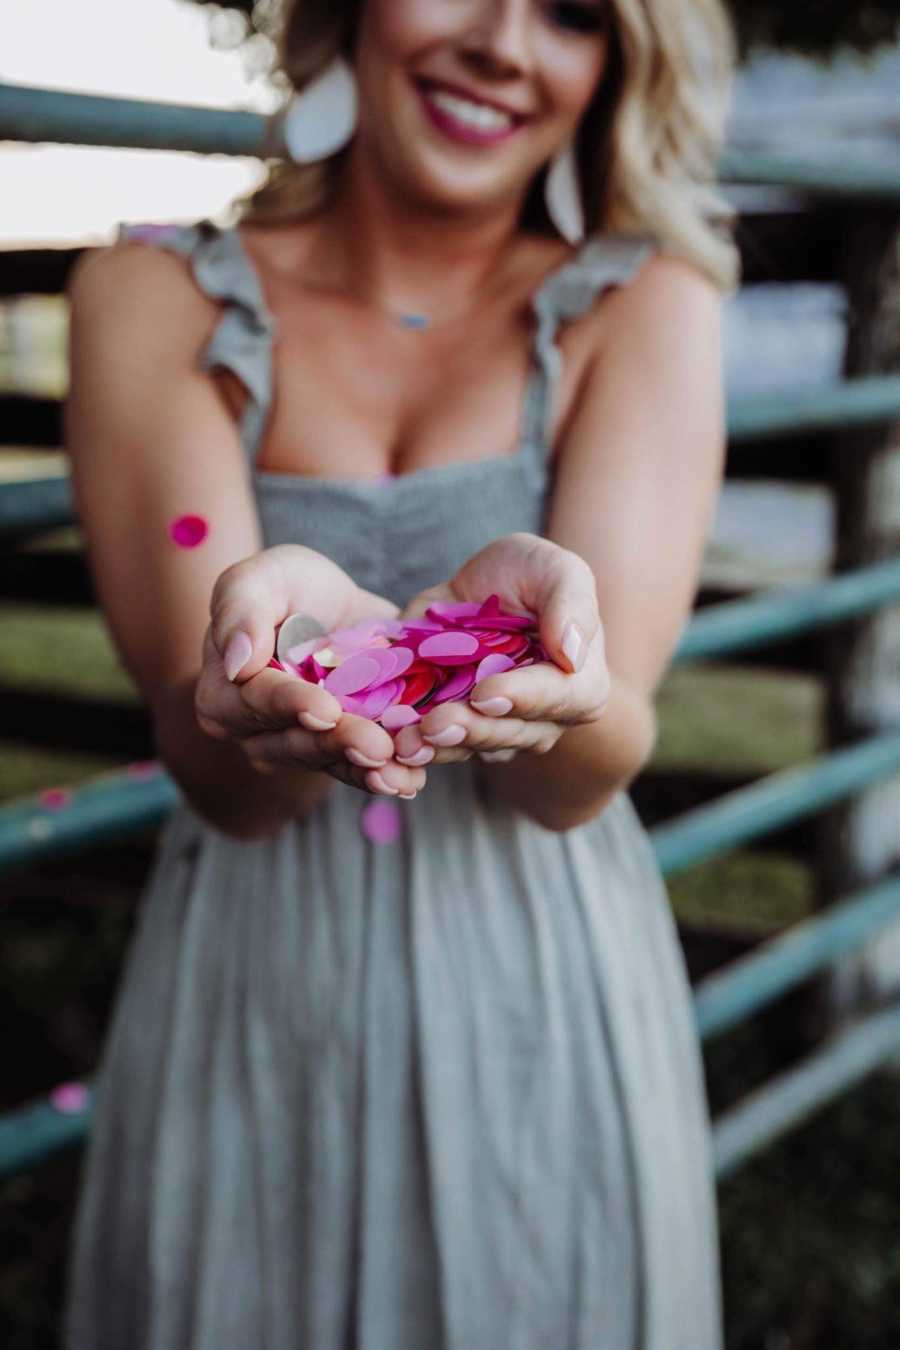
[169,514,209,549]
[127,760,160,779]
[38,787,71,810]
[276,593,546,726]
[476,653,517,681]
[324,653,384,697]
[50,1082,90,1114]
[361,799,403,845]
[418,630,480,662]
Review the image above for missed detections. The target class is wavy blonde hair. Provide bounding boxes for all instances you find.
[236,0,740,292]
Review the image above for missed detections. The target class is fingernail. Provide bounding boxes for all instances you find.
[470,697,513,717]
[562,621,584,672]
[300,711,338,731]
[398,789,418,800]
[370,771,398,795]
[423,723,467,747]
[347,748,388,769]
[224,631,253,682]
[396,746,435,767]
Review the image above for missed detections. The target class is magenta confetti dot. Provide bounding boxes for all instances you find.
[50,1082,90,1114]
[475,653,516,681]
[361,799,403,845]
[38,787,71,810]
[127,760,160,779]
[323,653,384,697]
[169,514,209,549]
[432,665,478,705]
[418,630,480,661]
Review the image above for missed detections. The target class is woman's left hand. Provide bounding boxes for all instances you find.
[391,533,611,767]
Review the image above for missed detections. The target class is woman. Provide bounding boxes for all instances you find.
[64,0,738,1346]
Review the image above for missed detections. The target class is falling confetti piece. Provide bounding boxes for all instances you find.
[38,787,71,810]
[169,514,209,549]
[127,761,160,779]
[50,1082,90,1114]
[361,799,403,845]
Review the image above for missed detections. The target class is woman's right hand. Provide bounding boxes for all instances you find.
[195,545,428,798]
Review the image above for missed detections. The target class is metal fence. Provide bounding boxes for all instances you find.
[3,80,900,1186]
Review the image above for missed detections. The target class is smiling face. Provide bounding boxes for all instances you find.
[351,0,612,222]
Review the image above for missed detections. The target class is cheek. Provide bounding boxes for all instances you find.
[541,39,610,128]
[360,0,449,59]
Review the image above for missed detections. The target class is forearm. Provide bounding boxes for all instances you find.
[152,673,336,841]
[476,671,657,832]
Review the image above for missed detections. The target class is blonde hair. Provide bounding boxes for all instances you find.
[236,0,740,292]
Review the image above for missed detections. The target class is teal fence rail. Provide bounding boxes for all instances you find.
[3,83,900,1190]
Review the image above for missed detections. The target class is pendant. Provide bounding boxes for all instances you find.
[397,313,429,331]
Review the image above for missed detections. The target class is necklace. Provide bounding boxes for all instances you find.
[297,270,514,333]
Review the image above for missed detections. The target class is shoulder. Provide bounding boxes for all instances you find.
[602,250,721,340]
[66,234,220,359]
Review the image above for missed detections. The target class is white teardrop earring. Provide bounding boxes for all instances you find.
[280,56,358,163]
[545,141,585,246]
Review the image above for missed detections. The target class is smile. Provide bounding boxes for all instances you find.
[415,79,527,147]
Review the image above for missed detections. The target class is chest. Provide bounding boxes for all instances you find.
[215,276,595,481]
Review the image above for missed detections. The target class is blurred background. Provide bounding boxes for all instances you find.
[3,2,900,1347]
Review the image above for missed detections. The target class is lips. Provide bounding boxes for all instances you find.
[415,77,528,147]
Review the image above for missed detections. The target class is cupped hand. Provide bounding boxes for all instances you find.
[195,544,427,798]
[391,532,610,769]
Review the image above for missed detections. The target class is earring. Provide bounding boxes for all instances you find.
[281,56,358,163]
[545,141,585,246]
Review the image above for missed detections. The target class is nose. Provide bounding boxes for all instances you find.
[459,0,533,78]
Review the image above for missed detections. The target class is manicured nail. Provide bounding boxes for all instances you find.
[369,771,398,795]
[562,621,584,673]
[300,711,338,731]
[423,724,467,747]
[470,697,513,717]
[347,747,388,769]
[396,746,435,767]
[224,631,253,682]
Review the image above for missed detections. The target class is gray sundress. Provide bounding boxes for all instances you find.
[64,219,723,1350]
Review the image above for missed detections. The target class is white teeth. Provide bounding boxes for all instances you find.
[427,88,514,133]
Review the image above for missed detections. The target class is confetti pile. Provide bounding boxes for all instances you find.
[269,594,547,728]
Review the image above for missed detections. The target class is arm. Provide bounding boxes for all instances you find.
[65,242,335,839]
[478,255,726,830]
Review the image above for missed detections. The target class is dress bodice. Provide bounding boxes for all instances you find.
[119,218,654,606]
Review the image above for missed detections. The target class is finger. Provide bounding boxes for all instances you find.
[417,704,561,756]
[241,727,426,796]
[531,546,603,676]
[469,637,611,724]
[397,582,457,623]
[362,761,429,798]
[209,545,358,684]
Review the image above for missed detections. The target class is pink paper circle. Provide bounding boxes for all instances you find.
[432,665,477,704]
[127,761,160,779]
[419,631,480,661]
[39,787,71,810]
[324,653,383,696]
[361,799,403,845]
[476,653,516,680]
[169,514,209,549]
[50,1082,90,1114]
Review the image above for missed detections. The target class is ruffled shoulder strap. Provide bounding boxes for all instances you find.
[520,231,657,454]
[116,220,276,465]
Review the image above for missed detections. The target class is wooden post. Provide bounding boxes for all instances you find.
[815,206,900,1024]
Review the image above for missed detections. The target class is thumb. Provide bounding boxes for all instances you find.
[537,552,601,675]
[209,557,283,684]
